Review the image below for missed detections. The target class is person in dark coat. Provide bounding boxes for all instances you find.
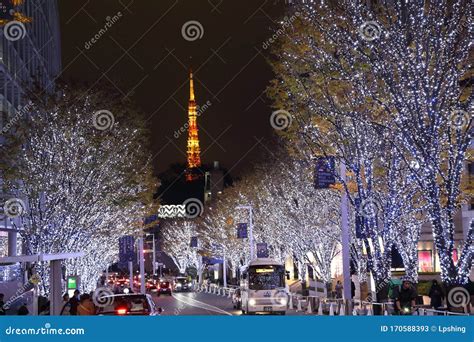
[17,304,29,315]
[428,279,444,309]
[69,289,80,315]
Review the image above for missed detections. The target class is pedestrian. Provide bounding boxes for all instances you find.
[335,280,343,299]
[392,278,417,315]
[60,293,72,315]
[69,289,80,315]
[428,279,444,310]
[351,280,356,299]
[0,293,5,315]
[77,293,96,315]
[17,304,29,315]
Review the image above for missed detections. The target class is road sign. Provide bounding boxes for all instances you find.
[256,243,269,258]
[237,223,248,238]
[314,157,336,189]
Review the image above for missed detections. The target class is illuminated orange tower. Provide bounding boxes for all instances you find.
[186,69,202,181]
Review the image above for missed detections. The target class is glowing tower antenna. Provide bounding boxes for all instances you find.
[186,69,202,181]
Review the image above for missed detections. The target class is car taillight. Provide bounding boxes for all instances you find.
[116,308,127,315]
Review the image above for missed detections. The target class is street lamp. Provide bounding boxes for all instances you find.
[235,205,255,260]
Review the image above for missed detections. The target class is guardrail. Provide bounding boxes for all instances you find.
[191,286,470,316]
[194,283,236,298]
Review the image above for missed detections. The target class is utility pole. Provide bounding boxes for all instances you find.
[139,238,146,294]
[128,261,133,293]
[340,161,352,308]
[223,249,227,288]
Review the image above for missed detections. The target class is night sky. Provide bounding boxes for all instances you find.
[58,0,286,177]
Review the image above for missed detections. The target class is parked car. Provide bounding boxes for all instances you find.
[96,294,162,316]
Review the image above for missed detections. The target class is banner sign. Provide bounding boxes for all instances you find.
[118,235,135,266]
[237,223,248,239]
[202,256,223,265]
[256,243,269,258]
[314,157,336,189]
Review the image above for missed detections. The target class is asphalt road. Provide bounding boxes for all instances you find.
[153,291,305,316]
[154,291,239,316]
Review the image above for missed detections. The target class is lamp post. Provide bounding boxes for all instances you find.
[235,205,254,260]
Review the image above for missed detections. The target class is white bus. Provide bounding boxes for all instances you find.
[240,258,288,315]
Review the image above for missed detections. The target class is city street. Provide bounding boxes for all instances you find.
[155,292,236,316]
[153,292,305,316]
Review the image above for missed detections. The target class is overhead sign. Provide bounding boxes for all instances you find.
[314,157,336,189]
[237,223,248,239]
[256,243,269,258]
[202,256,223,265]
[119,236,135,266]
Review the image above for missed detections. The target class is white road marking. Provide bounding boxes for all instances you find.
[172,293,233,316]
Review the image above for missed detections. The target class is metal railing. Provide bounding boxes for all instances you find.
[191,285,471,316]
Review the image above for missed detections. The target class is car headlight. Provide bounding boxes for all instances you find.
[279,298,287,306]
[249,299,256,306]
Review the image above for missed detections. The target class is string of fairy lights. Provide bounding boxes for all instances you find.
[269,0,472,286]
